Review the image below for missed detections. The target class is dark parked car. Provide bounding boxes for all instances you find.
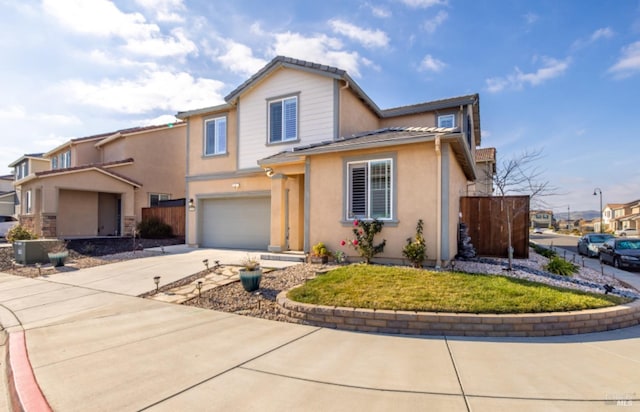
[599,238,640,269]
[577,233,614,258]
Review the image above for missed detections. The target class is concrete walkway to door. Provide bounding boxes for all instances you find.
[1,246,639,411]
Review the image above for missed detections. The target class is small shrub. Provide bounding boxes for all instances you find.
[544,256,579,276]
[403,219,426,268]
[312,242,329,257]
[341,218,386,264]
[530,242,557,259]
[136,217,173,239]
[6,225,37,243]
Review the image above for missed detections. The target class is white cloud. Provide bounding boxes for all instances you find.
[138,114,180,126]
[122,28,197,58]
[329,19,389,49]
[270,32,362,77]
[423,10,448,33]
[400,0,447,8]
[419,54,446,72]
[58,71,226,113]
[572,27,614,50]
[590,27,614,41]
[368,4,391,18]
[217,40,268,76]
[87,50,159,69]
[0,105,80,125]
[42,0,158,39]
[523,12,538,25]
[0,105,27,120]
[486,57,570,93]
[608,41,640,78]
[42,0,197,58]
[134,0,186,23]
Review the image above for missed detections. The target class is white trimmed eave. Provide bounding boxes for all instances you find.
[36,167,142,188]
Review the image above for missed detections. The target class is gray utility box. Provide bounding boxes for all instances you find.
[13,239,64,264]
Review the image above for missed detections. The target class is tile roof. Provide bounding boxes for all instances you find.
[259,126,459,162]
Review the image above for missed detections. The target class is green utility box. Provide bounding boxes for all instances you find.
[13,240,64,264]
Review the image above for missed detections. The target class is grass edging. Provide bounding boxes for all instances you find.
[276,289,640,337]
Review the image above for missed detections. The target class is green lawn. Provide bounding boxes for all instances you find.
[288,265,629,314]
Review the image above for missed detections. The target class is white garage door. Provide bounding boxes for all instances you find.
[200,196,270,249]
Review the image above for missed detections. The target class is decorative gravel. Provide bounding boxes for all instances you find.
[182,264,328,321]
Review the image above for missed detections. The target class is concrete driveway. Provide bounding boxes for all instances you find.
[1,247,639,411]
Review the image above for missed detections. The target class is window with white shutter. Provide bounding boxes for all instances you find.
[268,96,298,143]
[347,158,392,220]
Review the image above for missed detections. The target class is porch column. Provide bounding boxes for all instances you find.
[268,173,287,252]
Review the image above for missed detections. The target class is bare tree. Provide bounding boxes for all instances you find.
[490,149,556,269]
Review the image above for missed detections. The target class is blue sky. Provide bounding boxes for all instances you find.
[1,0,639,215]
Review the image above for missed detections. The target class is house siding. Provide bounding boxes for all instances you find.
[238,68,335,170]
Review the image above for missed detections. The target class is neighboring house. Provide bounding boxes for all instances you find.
[0,174,16,216]
[530,210,553,229]
[610,200,640,234]
[177,56,485,266]
[8,154,50,218]
[10,124,186,238]
[603,203,623,232]
[471,147,496,196]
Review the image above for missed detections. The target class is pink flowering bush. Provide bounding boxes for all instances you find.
[341,218,386,264]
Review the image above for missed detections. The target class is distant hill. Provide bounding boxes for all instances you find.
[554,210,600,221]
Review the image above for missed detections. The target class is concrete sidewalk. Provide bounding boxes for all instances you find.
[1,251,639,411]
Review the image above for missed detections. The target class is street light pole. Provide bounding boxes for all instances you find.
[593,188,603,233]
[567,205,570,230]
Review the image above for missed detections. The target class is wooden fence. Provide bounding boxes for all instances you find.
[459,196,530,259]
[141,205,185,237]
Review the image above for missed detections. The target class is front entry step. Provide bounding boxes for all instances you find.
[260,253,306,263]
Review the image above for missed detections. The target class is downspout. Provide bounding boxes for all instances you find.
[435,135,442,268]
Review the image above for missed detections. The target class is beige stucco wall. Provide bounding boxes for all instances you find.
[308,142,444,263]
[101,124,186,222]
[338,87,379,137]
[48,138,101,168]
[237,67,335,169]
[379,112,435,128]
[57,189,99,237]
[187,109,237,177]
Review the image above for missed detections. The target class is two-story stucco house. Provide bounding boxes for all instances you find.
[10,123,186,238]
[178,56,485,266]
[0,174,16,216]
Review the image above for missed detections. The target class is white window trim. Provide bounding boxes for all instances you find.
[438,114,455,128]
[204,116,227,156]
[268,95,298,144]
[25,190,32,214]
[345,157,394,221]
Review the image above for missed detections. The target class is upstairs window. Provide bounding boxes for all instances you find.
[204,116,227,156]
[347,158,393,220]
[150,193,170,207]
[51,156,58,170]
[437,114,455,128]
[60,150,71,168]
[16,162,28,180]
[269,96,297,143]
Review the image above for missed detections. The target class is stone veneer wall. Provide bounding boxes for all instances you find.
[277,290,640,337]
[124,216,136,236]
[41,214,57,238]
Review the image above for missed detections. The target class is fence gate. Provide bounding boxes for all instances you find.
[141,205,185,237]
[460,196,530,259]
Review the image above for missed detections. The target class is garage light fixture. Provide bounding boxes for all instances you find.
[188,198,195,211]
[232,183,240,190]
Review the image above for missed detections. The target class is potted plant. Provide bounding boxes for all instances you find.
[310,242,330,264]
[238,255,262,292]
[47,241,69,267]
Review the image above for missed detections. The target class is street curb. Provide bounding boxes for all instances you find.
[5,330,52,412]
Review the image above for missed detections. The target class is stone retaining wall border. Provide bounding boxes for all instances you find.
[276,290,640,337]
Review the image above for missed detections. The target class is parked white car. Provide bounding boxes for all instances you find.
[615,228,639,237]
[0,215,18,238]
